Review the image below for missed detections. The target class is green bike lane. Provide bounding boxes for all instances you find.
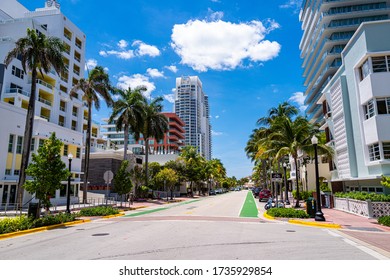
[122,191,260,219]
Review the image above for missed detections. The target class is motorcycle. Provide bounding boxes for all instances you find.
[264,197,285,210]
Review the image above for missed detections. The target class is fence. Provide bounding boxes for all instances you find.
[0,197,132,217]
[334,197,390,218]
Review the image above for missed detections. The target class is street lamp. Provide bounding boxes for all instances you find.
[311,135,325,221]
[66,153,73,214]
[283,162,290,205]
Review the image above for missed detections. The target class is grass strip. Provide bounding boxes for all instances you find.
[239,192,258,218]
[125,199,199,217]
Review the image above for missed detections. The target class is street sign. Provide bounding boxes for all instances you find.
[103,170,114,184]
[271,173,283,182]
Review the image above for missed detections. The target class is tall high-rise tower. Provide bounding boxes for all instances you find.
[300,0,390,124]
[174,76,212,160]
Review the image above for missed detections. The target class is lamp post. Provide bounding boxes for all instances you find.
[311,136,325,221]
[283,162,290,205]
[66,153,73,214]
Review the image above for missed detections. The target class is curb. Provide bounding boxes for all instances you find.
[288,219,342,229]
[263,212,275,220]
[0,219,91,240]
[102,213,125,219]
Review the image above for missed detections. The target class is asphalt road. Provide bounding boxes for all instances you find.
[0,191,387,260]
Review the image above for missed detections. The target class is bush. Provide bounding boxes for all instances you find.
[292,190,314,200]
[0,213,78,234]
[267,208,310,219]
[334,192,390,202]
[78,206,119,216]
[378,216,390,227]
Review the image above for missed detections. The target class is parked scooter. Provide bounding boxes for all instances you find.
[264,197,285,210]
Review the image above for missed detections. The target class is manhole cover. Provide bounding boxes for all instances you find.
[186,206,197,210]
[92,233,110,236]
[286,230,296,233]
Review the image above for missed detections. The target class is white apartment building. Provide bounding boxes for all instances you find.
[174,76,212,160]
[0,0,87,206]
[318,20,390,195]
[299,0,390,125]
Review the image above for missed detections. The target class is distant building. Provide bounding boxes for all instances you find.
[0,0,87,205]
[174,76,212,160]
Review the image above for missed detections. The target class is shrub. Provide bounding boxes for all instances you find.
[292,190,314,200]
[267,208,310,219]
[334,192,390,202]
[0,213,78,234]
[378,216,390,227]
[78,206,119,216]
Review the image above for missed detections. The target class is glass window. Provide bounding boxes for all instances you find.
[30,138,35,152]
[16,136,23,154]
[359,59,371,80]
[8,134,14,153]
[11,66,24,79]
[5,169,11,175]
[364,99,375,119]
[63,144,68,156]
[368,143,380,161]
[383,142,390,159]
[39,139,45,148]
[14,170,20,175]
[372,56,387,72]
[76,147,81,158]
[377,99,387,114]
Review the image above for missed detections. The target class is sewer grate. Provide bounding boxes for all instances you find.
[92,233,110,236]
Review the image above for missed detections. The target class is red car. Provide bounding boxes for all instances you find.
[259,189,272,202]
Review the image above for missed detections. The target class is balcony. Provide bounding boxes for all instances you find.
[38,96,52,106]
[4,88,30,98]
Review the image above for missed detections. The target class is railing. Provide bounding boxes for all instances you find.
[61,76,68,83]
[64,33,71,41]
[73,69,80,76]
[58,121,64,127]
[32,79,53,90]
[40,115,50,121]
[60,106,66,112]
[38,96,52,106]
[334,197,390,218]
[71,126,77,131]
[6,88,30,97]
[75,41,82,49]
[75,56,81,62]
[72,111,78,117]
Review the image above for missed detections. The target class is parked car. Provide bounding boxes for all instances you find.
[209,189,216,195]
[252,187,261,197]
[259,189,272,201]
[234,187,241,191]
[215,188,222,194]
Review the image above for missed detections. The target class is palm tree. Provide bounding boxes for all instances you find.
[179,146,203,196]
[134,96,168,187]
[4,28,65,206]
[71,66,113,203]
[109,86,146,159]
[257,101,299,127]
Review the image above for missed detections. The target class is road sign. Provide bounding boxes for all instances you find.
[271,173,283,182]
[103,170,114,184]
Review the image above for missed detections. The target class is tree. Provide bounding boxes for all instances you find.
[71,66,113,203]
[4,28,66,206]
[154,168,179,200]
[179,146,204,196]
[113,160,133,206]
[147,162,162,190]
[134,96,168,187]
[109,86,146,159]
[130,164,144,198]
[23,133,70,211]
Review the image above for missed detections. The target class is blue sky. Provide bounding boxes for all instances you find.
[20,0,305,179]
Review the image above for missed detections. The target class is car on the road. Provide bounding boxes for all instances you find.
[259,189,272,201]
[252,187,261,197]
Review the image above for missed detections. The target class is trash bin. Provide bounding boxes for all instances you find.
[28,203,40,219]
[306,198,316,218]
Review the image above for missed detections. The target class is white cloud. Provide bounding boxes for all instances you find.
[208,9,224,21]
[211,0,221,2]
[117,74,156,99]
[85,58,97,70]
[117,39,128,49]
[147,68,165,78]
[279,0,302,13]
[215,115,220,119]
[171,19,281,72]
[212,130,223,136]
[164,93,175,103]
[99,40,160,60]
[289,91,307,112]
[165,65,178,73]
[133,40,161,57]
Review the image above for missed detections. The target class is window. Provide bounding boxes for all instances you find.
[76,147,81,158]
[383,142,390,159]
[11,66,24,79]
[372,56,388,73]
[364,99,375,119]
[377,98,388,114]
[39,139,45,148]
[5,169,11,175]
[359,59,371,80]
[30,138,35,152]
[16,136,23,154]
[14,170,20,175]
[63,144,68,156]
[8,134,14,153]
[368,143,380,161]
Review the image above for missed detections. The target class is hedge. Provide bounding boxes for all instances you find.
[78,206,119,216]
[334,192,390,202]
[266,208,309,219]
[378,216,390,227]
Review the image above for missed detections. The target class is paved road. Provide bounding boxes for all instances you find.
[0,191,387,260]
